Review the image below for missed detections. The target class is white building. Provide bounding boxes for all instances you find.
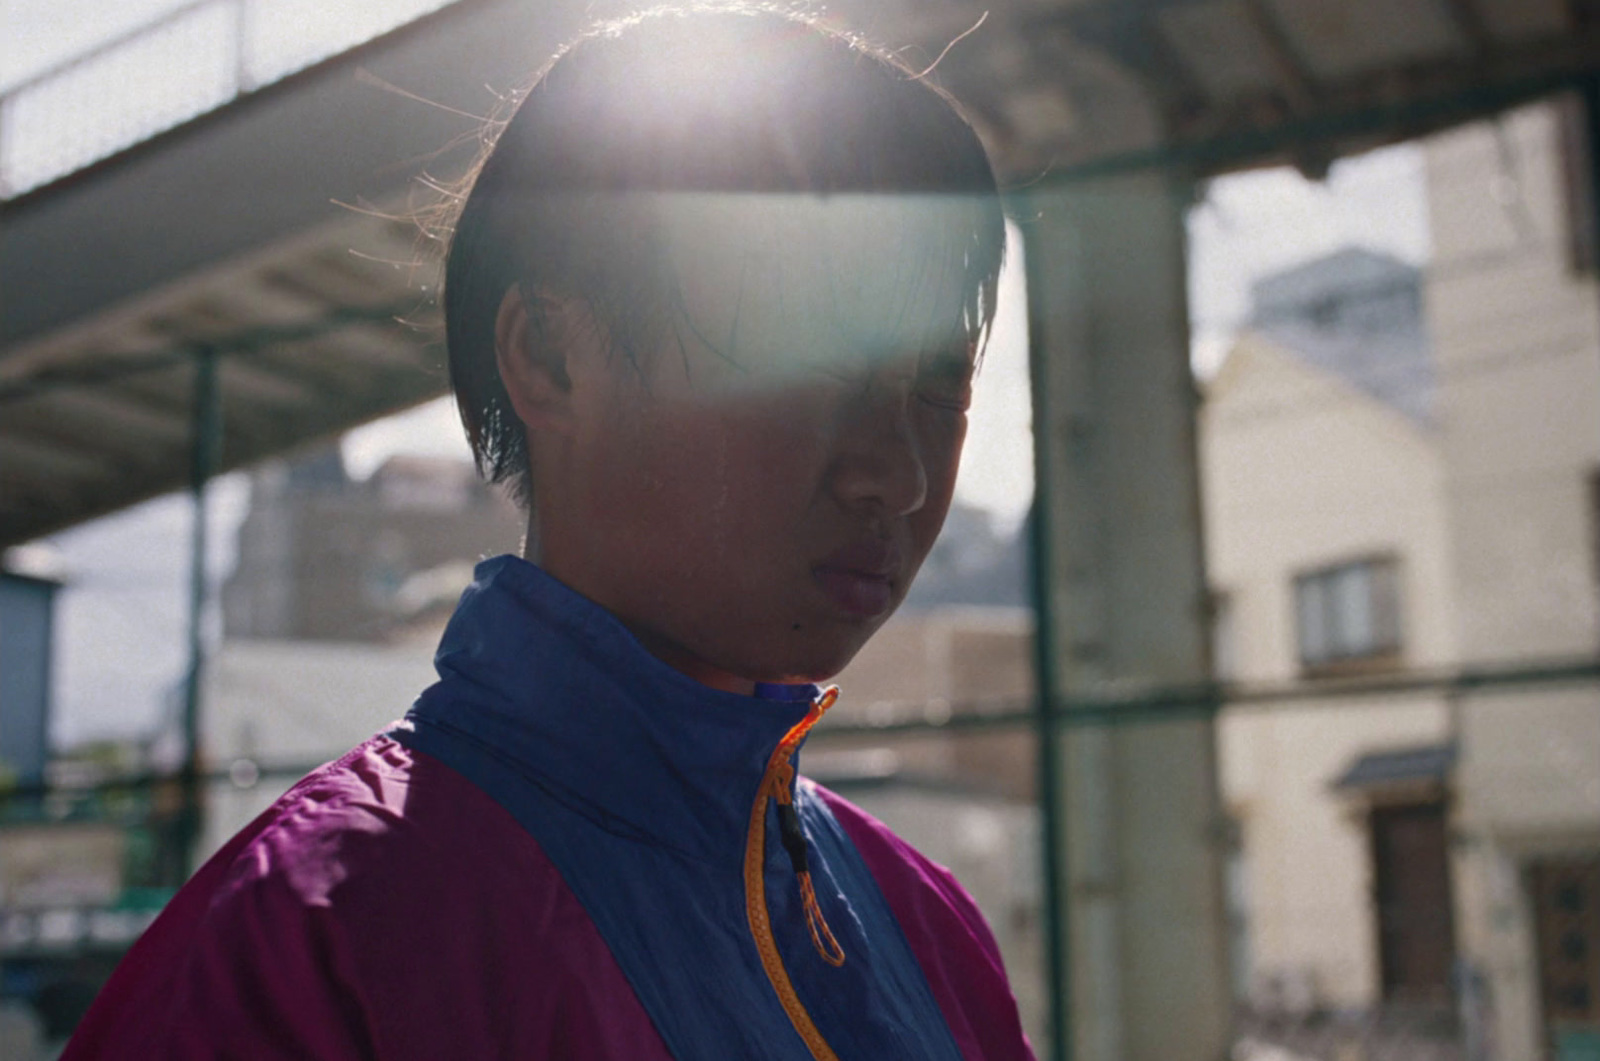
[1204,99,1600,1060]
[1426,100,1600,1061]
[1203,250,1459,1014]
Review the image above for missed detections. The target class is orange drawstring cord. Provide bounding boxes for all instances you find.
[744,686,845,1060]
[797,864,847,966]
[756,686,846,966]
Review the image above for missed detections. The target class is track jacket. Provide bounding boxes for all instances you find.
[64,556,1035,1059]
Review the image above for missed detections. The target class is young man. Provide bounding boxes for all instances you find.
[65,7,1034,1058]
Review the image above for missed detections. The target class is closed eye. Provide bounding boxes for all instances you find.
[915,350,976,412]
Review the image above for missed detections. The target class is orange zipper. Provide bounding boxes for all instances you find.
[744,686,844,1061]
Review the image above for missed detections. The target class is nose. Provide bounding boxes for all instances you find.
[827,373,929,518]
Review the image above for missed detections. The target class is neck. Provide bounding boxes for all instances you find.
[521,509,542,565]
[627,626,758,697]
[528,527,757,698]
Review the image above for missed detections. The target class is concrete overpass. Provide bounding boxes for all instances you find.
[4,1,1599,1059]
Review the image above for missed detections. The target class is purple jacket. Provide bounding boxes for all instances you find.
[66,558,1035,1059]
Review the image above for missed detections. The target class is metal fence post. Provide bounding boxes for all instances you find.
[1025,224,1072,1061]
[179,345,222,880]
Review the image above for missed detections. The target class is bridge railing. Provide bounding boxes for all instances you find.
[0,0,457,199]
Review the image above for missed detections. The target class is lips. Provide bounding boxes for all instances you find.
[813,539,902,618]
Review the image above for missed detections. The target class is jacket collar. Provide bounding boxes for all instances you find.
[407,555,819,863]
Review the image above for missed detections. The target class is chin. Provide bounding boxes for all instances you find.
[761,634,878,687]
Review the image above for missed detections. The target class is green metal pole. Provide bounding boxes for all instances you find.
[179,345,221,880]
[1023,218,1071,1061]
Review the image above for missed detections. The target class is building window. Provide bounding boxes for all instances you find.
[1294,558,1401,672]
[1532,856,1600,1030]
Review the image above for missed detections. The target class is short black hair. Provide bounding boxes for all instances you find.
[442,3,1006,506]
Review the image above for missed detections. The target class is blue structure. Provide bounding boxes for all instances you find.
[0,571,58,787]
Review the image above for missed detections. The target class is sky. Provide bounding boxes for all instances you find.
[1188,146,1431,372]
[5,0,1433,748]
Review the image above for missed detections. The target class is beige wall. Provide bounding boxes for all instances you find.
[1426,103,1600,836]
[1195,100,1600,1055]
[1202,334,1455,1010]
[1427,101,1600,664]
[1219,702,1451,1008]
[1203,336,1457,681]
[1424,100,1600,1060]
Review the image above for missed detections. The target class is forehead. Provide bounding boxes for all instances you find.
[651,193,978,372]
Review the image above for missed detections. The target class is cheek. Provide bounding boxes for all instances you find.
[910,407,968,551]
[611,403,829,547]
[917,406,968,495]
[705,414,834,523]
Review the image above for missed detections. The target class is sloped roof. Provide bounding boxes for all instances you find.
[1249,247,1436,424]
[1332,743,1456,790]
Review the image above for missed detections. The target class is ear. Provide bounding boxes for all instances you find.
[494,285,576,435]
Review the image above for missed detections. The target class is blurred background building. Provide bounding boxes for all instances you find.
[1205,99,1600,1061]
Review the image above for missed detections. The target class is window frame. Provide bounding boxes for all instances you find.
[1292,555,1404,676]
